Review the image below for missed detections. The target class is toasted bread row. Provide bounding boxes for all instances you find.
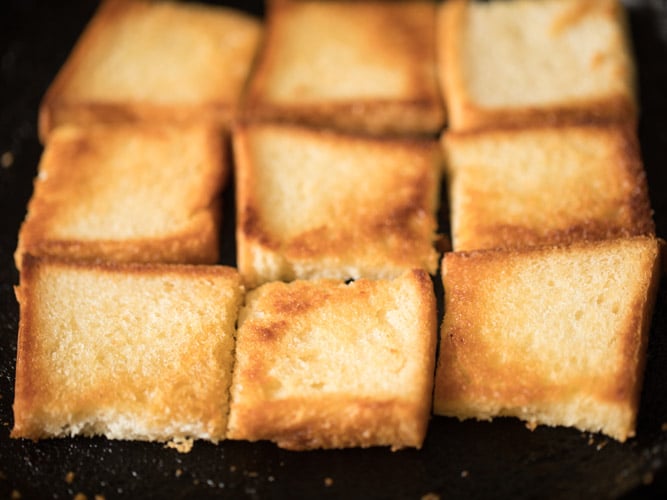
[12,238,661,448]
[15,120,656,284]
[12,258,436,450]
[37,0,636,141]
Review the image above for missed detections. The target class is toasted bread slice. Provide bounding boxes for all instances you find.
[227,269,437,450]
[442,124,654,251]
[242,0,444,135]
[15,124,226,269]
[12,256,244,442]
[233,122,442,289]
[433,237,662,442]
[38,0,262,142]
[438,0,636,131]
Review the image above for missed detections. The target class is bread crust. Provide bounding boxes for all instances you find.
[433,237,662,441]
[12,256,244,442]
[438,0,637,132]
[39,0,262,142]
[242,0,445,135]
[15,124,226,269]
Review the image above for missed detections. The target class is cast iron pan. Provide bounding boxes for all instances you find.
[1,1,666,498]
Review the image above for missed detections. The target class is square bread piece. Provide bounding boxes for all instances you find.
[15,124,226,269]
[438,0,637,131]
[234,122,442,289]
[12,256,244,442]
[433,237,662,442]
[443,125,654,252]
[38,0,262,142]
[227,269,437,450]
[242,0,445,135]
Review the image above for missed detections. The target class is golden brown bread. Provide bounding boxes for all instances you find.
[39,0,262,142]
[233,122,442,289]
[15,124,226,269]
[438,0,637,131]
[12,255,244,443]
[227,269,437,450]
[242,0,445,135]
[442,124,654,251]
[433,237,662,441]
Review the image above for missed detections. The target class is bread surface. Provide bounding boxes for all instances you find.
[442,124,654,251]
[242,0,444,135]
[15,124,226,269]
[12,256,244,442]
[438,0,636,131]
[39,0,262,141]
[433,237,662,441]
[227,269,437,450]
[234,122,442,289]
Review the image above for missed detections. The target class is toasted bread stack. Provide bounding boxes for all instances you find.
[11,0,662,450]
[12,256,244,443]
[15,124,226,269]
[242,0,444,135]
[233,122,441,288]
[433,0,661,441]
[438,0,636,131]
[38,0,262,141]
[228,269,437,450]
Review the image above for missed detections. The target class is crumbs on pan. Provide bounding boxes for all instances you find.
[165,437,194,453]
[10,490,21,499]
[461,470,469,478]
[65,471,75,484]
[73,493,87,500]
[324,477,333,487]
[421,493,440,500]
[175,468,183,478]
[1,151,13,168]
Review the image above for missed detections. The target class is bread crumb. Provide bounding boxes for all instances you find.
[94,495,105,500]
[165,437,194,453]
[643,472,654,485]
[1,151,13,168]
[175,468,183,478]
[73,494,87,500]
[324,477,334,487]
[229,465,237,473]
[596,440,608,451]
[525,421,538,431]
[661,422,667,432]
[421,493,440,500]
[65,471,75,484]
[461,470,469,478]
[588,435,595,446]
[10,490,21,499]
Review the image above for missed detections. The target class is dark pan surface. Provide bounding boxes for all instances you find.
[1,1,666,498]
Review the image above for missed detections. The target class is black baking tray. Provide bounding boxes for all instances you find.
[1,1,667,498]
